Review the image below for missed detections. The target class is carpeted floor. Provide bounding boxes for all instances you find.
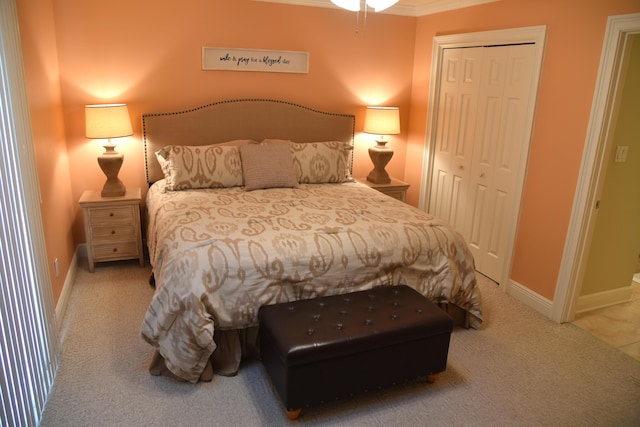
[40,259,640,426]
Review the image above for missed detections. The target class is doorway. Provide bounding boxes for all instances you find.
[420,26,546,290]
[570,31,640,360]
[552,13,640,324]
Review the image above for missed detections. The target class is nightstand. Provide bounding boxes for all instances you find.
[355,178,410,202]
[79,188,144,272]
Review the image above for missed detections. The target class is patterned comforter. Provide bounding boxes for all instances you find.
[141,180,482,382]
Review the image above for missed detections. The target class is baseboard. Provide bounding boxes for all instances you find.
[55,249,79,331]
[575,286,632,314]
[507,279,554,319]
[77,243,88,259]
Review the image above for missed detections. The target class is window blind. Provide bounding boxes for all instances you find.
[0,1,61,426]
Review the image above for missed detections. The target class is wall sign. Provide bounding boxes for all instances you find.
[202,47,309,74]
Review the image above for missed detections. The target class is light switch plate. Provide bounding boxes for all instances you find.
[615,145,629,163]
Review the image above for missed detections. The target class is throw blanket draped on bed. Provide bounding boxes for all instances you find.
[141,180,482,382]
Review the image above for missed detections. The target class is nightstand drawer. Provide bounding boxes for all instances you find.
[381,189,407,202]
[92,241,140,259]
[89,206,136,224]
[92,224,137,241]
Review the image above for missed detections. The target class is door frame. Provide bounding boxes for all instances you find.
[552,13,640,323]
[419,26,547,291]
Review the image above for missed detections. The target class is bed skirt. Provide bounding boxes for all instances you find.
[147,303,471,382]
[149,327,260,381]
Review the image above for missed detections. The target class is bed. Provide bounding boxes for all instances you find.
[140,99,482,383]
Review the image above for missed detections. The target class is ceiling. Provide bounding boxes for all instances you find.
[252,0,500,17]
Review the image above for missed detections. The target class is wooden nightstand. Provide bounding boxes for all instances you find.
[79,188,144,272]
[355,178,410,202]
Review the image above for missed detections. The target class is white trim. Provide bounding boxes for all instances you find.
[55,251,79,331]
[413,0,498,16]
[418,26,547,295]
[575,286,633,314]
[551,13,640,323]
[508,279,553,319]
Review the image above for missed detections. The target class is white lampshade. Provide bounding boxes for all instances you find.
[364,106,400,136]
[85,104,133,140]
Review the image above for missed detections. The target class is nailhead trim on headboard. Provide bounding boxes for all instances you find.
[142,99,356,184]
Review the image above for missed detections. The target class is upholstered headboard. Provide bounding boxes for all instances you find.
[142,99,356,184]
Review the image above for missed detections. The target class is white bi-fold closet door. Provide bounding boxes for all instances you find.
[428,43,536,283]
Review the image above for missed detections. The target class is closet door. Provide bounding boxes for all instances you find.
[428,47,483,233]
[429,44,536,283]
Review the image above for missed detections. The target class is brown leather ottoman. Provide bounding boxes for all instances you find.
[258,285,453,419]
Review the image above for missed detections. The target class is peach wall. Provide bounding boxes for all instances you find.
[17,0,75,304]
[22,0,640,308]
[408,0,640,299]
[50,0,417,245]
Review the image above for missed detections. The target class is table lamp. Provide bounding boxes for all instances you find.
[85,104,133,197]
[363,106,400,184]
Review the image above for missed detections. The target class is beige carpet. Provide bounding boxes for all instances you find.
[40,260,640,426]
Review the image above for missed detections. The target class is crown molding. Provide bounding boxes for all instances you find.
[251,0,499,17]
[413,0,499,16]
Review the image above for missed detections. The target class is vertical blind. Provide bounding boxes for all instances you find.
[0,1,61,426]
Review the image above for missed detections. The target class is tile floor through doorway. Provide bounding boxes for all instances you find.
[572,275,640,362]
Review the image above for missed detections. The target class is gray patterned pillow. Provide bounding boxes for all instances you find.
[156,144,243,190]
[239,141,298,191]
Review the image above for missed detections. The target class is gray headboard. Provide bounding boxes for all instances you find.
[142,99,356,184]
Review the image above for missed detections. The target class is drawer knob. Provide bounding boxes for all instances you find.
[111,230,116,234]
[112,248,118,253]
[109,212,114,217]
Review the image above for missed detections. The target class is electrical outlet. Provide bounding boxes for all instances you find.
[54,258,59,277]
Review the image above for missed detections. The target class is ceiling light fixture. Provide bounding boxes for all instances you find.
[331,0,399,13]
[331,0,398,32]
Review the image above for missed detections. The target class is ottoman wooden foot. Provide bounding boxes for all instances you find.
[286,408,302,420]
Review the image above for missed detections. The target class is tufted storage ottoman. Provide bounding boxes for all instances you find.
[258,285,454,419]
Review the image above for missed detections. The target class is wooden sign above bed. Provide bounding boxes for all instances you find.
[202,47,309,73]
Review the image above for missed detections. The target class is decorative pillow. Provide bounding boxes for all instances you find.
[155,144,243,191]
[239,141,298,191]
[289,141,353,183]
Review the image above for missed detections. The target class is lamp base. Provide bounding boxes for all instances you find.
[98,145,126,197]
[366,141,393,184]
[100,179,126,198]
